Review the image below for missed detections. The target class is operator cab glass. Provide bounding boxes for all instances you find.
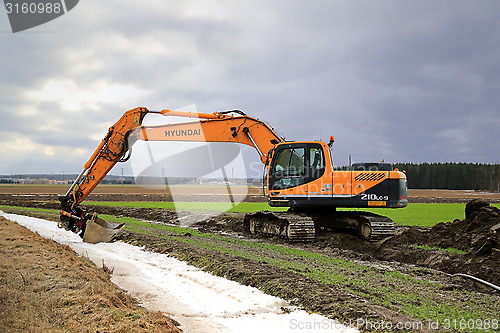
[269,143,325,190]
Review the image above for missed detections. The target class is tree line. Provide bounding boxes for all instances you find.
[394,163,500,192]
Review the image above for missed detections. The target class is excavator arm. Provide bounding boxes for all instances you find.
[60,107,148,210]
[59,107,283,242]
[59,107,149,242]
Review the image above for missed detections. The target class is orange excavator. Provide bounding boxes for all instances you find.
[59,107,407,243]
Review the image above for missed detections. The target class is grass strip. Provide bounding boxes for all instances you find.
[87,201,288,213]
[412,244,468,255]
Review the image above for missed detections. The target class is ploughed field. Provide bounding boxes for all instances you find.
[1,185,499,332]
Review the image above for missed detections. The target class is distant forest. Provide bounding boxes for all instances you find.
[394,163,500,192]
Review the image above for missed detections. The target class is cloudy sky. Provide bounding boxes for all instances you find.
[1,0,499,177]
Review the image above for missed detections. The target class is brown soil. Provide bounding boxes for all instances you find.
[0,216,181,333]
[184,199,500,288]
[0,184,262,196]
[408,189,500,203]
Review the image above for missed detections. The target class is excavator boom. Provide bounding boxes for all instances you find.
[134,109,283,164]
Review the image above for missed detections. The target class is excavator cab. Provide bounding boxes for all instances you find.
[267,141,337,209]
[267,140,407,210]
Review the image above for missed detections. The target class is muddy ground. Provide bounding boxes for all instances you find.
[95,201,500,290]
[1,191,499,332]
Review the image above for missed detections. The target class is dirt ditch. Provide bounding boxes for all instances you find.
[192,199,500,288]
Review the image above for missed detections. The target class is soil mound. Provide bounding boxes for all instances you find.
[403,199,499,253]
[378,199,500,287]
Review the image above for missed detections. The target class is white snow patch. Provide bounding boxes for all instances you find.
[0,211,358,333]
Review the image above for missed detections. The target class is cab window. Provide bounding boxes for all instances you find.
[269,144,325,190]
[310,147,325,179]
[273,147,305,175]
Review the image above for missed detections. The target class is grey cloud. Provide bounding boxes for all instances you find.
[1,0,500,175]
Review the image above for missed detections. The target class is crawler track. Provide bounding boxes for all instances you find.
[244,210,395,242]
[313,211,396,241]
[360,213,396,241]
[244,211,315,242]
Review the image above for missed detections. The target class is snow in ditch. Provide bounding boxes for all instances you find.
[0,211,359,333]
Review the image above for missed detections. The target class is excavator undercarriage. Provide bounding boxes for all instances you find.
[244,209,396,242]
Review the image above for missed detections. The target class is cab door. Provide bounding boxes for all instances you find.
[268,142,331,200]
[268,144,308,195]
[306,145,331,199]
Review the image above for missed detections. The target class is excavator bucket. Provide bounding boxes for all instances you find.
[82,213,125,244]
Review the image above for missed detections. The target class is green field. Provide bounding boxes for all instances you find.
[87,201,285,213]
[85,201,500,227]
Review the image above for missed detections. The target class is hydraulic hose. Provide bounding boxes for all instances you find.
[454,273,500,293]
[218,109,247,116]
